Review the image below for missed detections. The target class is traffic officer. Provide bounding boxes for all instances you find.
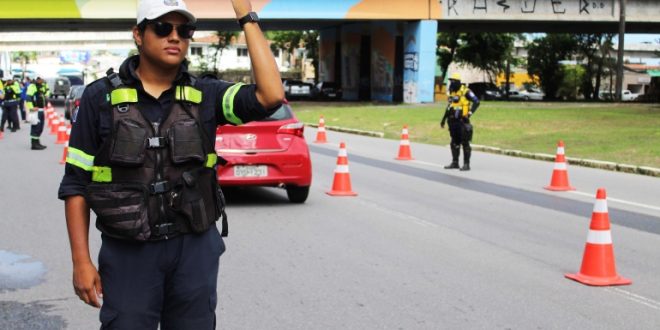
[1,78,21,132]
[58,0,283,328]
[25,77,49,150]
[441,73,480,171]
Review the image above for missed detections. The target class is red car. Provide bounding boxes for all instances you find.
[215,100,312,203]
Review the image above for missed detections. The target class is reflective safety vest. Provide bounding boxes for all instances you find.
[81,70,226,241]
[448,84,471,119]
[26,83,49,109]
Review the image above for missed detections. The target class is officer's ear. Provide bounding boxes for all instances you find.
[132,25,144,50]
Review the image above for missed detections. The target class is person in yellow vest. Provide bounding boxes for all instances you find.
[1,78,22,132]
[25,77,49,150]
[441,73,480,171]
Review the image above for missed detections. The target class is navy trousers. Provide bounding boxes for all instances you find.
[1,102,19,130]
[30,110,45,139]
[98,226,226,330]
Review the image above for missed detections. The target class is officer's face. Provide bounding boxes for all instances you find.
[134,12,190,70]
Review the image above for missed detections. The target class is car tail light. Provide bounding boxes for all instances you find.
[75,99,80,107]
[278,122,304,137]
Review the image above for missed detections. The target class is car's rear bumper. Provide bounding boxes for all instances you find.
[217,153,312,187]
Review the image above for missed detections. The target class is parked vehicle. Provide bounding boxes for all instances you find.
[312,81,343,100]
[508,88,544,101]
[45,76,71,99]
[467,82,502,100]
[600,90,639,101]
[282,80,313,99]
[215,100,312,203]
[64,85,85,121]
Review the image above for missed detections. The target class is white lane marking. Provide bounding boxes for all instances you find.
[570,191,660,212]
[357,199,438,228]
[391,159,660,213]
[607,288,660,311]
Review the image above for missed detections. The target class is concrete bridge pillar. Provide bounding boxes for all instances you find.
[403,20,438,103]
[319,19,437,103]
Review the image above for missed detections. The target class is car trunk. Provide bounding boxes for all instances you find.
[216,121,296,154]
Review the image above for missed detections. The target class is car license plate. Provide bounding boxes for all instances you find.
[327,93,336,97]
[234,165,268,177]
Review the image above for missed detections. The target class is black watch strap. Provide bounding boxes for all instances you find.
[238,12,259,28]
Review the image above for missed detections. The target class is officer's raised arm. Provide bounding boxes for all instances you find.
[231,0,284,109]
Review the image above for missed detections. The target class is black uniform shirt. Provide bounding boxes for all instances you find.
[58,55,278,200]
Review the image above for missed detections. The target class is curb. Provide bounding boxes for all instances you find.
[305,123,385,138]
[471,144,660,178]
[304,123,660,178]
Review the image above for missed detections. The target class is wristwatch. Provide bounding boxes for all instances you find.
[238,12,259,28]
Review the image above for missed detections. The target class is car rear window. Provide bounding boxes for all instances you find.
[73,87,86,98]
[259,104,294,122]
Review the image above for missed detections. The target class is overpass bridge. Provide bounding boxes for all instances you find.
[1,0,658,103]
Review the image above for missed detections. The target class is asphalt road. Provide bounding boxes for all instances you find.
[1,103,659,329]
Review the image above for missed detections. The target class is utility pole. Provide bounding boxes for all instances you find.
[616,0,626,101]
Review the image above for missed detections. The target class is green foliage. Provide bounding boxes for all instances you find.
[456,33,516,81]
[527,34,578,100]
[558,65,586,100]
[437,33,518,83]
[293,102,660,167]
[266,30,319,82]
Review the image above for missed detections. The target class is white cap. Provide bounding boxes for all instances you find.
[137,0,196,24]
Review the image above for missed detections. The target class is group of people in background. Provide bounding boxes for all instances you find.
[1,76,49,150]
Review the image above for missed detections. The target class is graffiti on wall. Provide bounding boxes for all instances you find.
[371,26,395,100]
[444,0,614,19]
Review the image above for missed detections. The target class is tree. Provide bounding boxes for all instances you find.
[11,51,37,78]
[526,34,578,100]
[575,33,615,100]
[210,31,239,74]
[455,33,516,82]
[436,32,461,84]
[266,30,319,81]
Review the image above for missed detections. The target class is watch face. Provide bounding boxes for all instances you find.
[248,12,259,21]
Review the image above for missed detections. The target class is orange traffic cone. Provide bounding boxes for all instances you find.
[314,115,327,143]
[59,142,68,165]
[50,116,60,135]
[55,122,67,144]
[544,140,575,191]
[326,142,357,196]
[395,125,414,160]
[47,112,54,129]
[565,188,631,286]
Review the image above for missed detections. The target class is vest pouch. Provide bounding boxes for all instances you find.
[168,119,205,165]
[110,119,148,166]
[169,169,218,233]
[86,183,151,241]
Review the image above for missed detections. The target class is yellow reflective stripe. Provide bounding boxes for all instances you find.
[206,154,218,168]
[92,167,112,183]
[222,83,245,125]
[66,147,95,171]
[110,88,138,105]
[175,86,202,104]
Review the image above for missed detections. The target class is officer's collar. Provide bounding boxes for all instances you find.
[120,55,191,87]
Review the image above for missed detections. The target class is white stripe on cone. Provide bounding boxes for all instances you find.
[402,129,409,135]
[400,140,410,146]
[587,230,613,244]
[335,165,350,173]
[319,127,326,132]
[554,162,568,170]
[338,149,347,157]
[593,200,608,213]
[557,147,565,155]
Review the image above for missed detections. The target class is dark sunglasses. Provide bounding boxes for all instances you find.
[146,21,196,39]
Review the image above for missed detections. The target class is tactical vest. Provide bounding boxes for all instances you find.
[449,85,471,119]
[85,70,227,241]
[33,84,47,108]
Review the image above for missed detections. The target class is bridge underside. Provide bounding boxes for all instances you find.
[1,18,657,104]
[0,19,658,34]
